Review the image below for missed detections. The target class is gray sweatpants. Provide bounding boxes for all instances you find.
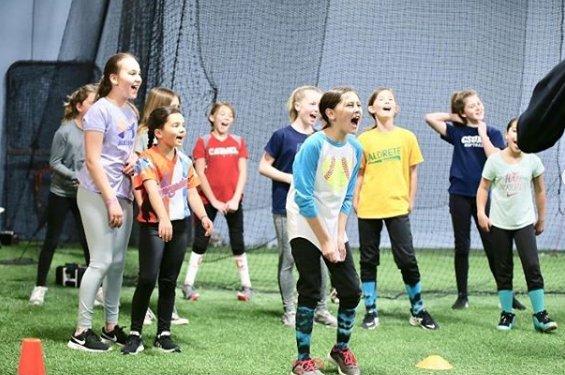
[76,187,133,328]
[273,214,329,313]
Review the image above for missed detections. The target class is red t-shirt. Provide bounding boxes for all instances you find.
[192,133,248,204]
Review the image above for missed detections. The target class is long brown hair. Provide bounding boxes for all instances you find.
[138,87,181,134]
[146,106,182,149]
[319,86,356,128]
[96,52,137,99]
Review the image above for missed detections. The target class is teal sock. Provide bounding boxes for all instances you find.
[295,306,314,360]
[498,290,513,313]
[405,282,423,314]
[335,307,355,350]
[362,281,377,313]
[528,289,545,314]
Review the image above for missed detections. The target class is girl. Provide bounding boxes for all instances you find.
[356,88,438,330]
[135,87,181,155]
[122,107,213,354]
[134,87,188,326]
[67,53,141,352]
[29,84,96,306]
[182,102,252,301]
[258,86,336,328]
[425,90,525,310]
[477,118,557,332]
[287,87,362,375]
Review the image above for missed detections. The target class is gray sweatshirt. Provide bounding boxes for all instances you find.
[49,120,85,197]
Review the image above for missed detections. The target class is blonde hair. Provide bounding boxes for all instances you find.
[138,87,181,134]
[208,101,236,131]
[62,84,98,121]
[286,86,322,122]
[451,90,478,124]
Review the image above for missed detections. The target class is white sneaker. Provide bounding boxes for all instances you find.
[144,308,156,325]
[94,287,104,307]
[314,309,338,327]
[281,310,296,327]
[171,306,189,325]
[29,286,48,306]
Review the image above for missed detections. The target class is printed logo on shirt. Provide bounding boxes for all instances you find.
[504,171,523,197]
[208,146,238,156]
[322,156,351,191]
[117,119,135,146]
[461,135,483,148]
[160,177,189,198]
[366,147,401,165]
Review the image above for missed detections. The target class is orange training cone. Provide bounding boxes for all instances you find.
[18,338,46,375]
[416,355,453,370]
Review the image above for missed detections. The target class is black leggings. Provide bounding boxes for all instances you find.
[130,219,189,333]
[358,215,421,286]
[291,237,361,310]
[449,194,497,295]
[192,204,245,255]
[490,225,544,291]
[36,192,89,286]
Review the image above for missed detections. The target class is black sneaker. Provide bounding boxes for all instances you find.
[121,333,144,355]
[67,329,111,352]
[409,309,439,330]
[512,296,526,311]
[451,296,469,310]
[497,311,516,331]
[101,325,128,346]
[361,311,379,330]
[154,331,180,353]
[532,310,558,332]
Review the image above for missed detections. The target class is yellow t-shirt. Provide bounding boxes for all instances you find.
[357,126,423,219]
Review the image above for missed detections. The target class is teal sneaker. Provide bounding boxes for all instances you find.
[532,310,557,333]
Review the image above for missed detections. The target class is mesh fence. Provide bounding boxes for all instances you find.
[3,0,563,295]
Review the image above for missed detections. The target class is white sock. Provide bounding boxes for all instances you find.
[184,252,204,286]
[234,254,251,288]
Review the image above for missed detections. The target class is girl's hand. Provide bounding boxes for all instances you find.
[321,240,340,263]
[158,219,173,242]
[201,217,214,237]
[226,198,240,212]
[477,121,488,137]
[105,197,123,228]
[337,236,346,262]
[534,219,545,235]
[211,199,227,214]
[123,153,138,176]
[478,212,491,232]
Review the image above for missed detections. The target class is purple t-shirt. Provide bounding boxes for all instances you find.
[77,97,138,201]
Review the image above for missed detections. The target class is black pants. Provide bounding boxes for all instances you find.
[36,192,89,286]
[490,225,544,291]
[193,204,244,255]
[358,215,420,286]
[449,194,497,295]
[291,237,361,310]
[130,219,189,333]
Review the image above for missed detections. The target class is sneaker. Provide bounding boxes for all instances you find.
[67,329,110,352]
[532,310,558,333]
[314,309,337,327]
[154,331,180,353]
[121,333,144,355]
[181,284,200,301]
[94,287,104,307]
[144,308,156,325]
[101,325,128,346]
[497,311,516,331]
[330,288,339,304]
[328,347,361,375]
[513,296,526,311]
[29,286,47,306]
[361,311,379,330]
[409,309,439,330]
[282,310,296,327]
[451,296,469,310]
[171,306,189,325]
[291,358,324,375]
[237,286,253,301]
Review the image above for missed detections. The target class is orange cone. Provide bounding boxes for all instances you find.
[17,338,46,375]
[416,355,453,370]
